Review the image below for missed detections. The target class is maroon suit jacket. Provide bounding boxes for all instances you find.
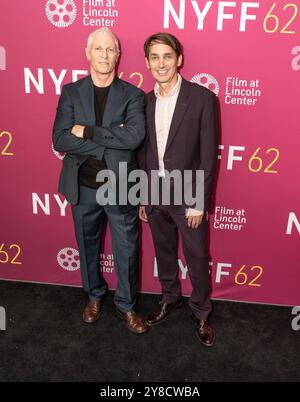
[138,77,219,213]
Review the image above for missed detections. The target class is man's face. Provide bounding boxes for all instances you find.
[146,43,182,85]
[86,32,119,76]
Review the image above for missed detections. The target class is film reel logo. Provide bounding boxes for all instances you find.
[190,73,220,96]
[45,0,77,28]
[57,247,80,271]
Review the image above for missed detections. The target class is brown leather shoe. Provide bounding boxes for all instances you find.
[191,313,214,347]
[82,300,101,323]
[115,310,148,334]
[146,299,182,326]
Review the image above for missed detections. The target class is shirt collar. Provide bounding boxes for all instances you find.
[154,74,182,99]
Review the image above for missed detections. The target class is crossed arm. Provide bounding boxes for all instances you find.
[52,85,145,158]
[52,86,105,159]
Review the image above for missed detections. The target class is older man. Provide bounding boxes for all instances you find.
[53,28,147,334]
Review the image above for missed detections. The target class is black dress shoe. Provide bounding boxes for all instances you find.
[191,313,214,347]
[146,299,182,326]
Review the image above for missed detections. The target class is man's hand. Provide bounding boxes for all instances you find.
[186,208,204,229]
[139,206,148,223]
[71,125,85,138]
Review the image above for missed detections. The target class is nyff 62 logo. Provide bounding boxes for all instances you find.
[291,307,300,331]
[0,307,6,331]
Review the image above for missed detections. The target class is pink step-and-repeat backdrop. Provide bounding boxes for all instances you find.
[0,0,299,306]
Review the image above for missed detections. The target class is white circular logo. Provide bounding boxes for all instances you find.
[190,73,220,96]
[45,0,77,28]
[57,247,80,271]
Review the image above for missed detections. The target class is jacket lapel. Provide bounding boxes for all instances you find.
[78,76,95,124]
[77,75,126,126]
[102,76,126,126]
[165,78,190,152]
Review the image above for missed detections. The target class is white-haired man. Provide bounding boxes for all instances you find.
[53,28,147,334]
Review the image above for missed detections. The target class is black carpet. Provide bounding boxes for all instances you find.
[0,280,299,382]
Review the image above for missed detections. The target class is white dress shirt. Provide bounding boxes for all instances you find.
[154,74,182,177]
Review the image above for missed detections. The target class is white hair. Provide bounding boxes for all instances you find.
[86,28,120,54]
